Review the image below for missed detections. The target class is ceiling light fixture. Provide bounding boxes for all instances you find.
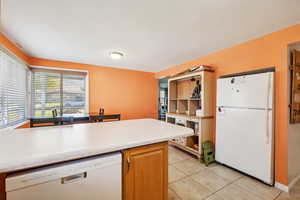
[109,51,124,60]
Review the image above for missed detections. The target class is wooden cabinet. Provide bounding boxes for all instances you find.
[0,174,5,200]
[0,143,168,200]
[290,49,300,123]
[122,142,168,200]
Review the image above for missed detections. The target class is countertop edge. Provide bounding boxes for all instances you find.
[0,132,193,174]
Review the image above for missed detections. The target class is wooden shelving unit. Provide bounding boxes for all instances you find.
[166,112,213,120]
[166,66,214,158]
[290,49,300,123]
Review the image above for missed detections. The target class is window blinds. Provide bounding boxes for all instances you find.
[0,49,28,128]
[62,73,86,115]
[31,69,86,117]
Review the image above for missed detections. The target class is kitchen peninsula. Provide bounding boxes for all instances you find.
[0,119,193,200]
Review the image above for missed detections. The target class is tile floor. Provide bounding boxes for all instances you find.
[168,145,300,200]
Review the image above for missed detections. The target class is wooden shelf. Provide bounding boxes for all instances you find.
[169,81,177,100]
[189,98,201,100]
[166,112,213,119]
[169,141,200,158]
[169,101,177,113]
[168,70,213,117]
[177,100,188,114]
[169,98,201,101]
[188,100,200,115]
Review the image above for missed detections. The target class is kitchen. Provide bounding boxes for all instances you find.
[0,119,192,200]
[1,0,300,199]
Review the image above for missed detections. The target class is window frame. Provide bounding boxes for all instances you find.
[30,66,89,117]
[0,45,30,130]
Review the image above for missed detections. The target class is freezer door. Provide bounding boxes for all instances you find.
[215,107,274,184]
[217,72,274,108]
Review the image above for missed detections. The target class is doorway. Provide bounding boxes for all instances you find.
[158,78,168,121]
[288,42,300,194]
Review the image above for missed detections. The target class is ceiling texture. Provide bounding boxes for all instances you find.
[1,0,300,72]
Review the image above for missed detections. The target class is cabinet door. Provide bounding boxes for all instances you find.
[291,50,300,123]
[123,142,168,200]
[0,174,5,200]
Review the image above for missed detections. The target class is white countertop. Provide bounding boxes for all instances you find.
[0,119,193,173]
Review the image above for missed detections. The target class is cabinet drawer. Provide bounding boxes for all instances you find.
[175,118,186,126]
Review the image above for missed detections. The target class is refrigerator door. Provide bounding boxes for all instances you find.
[217,72,274,109]
[216,107,274,184]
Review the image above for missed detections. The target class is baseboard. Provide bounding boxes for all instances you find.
[289,174,300,191]
[275,182,289,192]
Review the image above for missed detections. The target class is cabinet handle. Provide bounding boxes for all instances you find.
[61,172,87,184]
[127,157,131,171]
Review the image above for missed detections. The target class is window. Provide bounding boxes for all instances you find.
[0,49,28,128]
[31,69,87,117]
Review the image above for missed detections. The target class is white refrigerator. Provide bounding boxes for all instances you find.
[215,69,274,185]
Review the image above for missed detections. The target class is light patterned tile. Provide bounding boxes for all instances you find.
[206,193,226,200]
[173,159,206,175]
[275,192,300,200]
[169,165,187,183]
[191,168,231,192]
[213,184,264,200]
[168,188,181,200]
[234,177,280,200]
[290,182,300,199]
[290,193,300,199]
[204,162,220,169]
[171,147,194,159]
[209,165,242,182]
[169,153,186,164]
[169,145,178,153]
[169,177,213,200]
[169,149,192,164]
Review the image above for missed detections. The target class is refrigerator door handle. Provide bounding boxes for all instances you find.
[265,110,270,144]
[217,106,226,114]
[265,73,273,144]
[218,107,222,112]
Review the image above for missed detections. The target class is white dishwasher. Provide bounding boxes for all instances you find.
[6,152,122,200]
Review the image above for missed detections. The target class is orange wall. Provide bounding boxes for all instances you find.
[156,24,300,186]
[29,58,158,120]
[0,32,158,124]
[0,33,30,63]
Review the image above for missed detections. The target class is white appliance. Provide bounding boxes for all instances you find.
[216,69,274,185]
[6,152,122,200]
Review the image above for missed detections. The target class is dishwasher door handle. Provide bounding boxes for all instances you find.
[61,172,87,184]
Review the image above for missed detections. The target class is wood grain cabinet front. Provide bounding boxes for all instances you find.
[0,173,5,200]
[122,142,168,200]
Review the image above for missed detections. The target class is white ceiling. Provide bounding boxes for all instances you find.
[1,0,300,72]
